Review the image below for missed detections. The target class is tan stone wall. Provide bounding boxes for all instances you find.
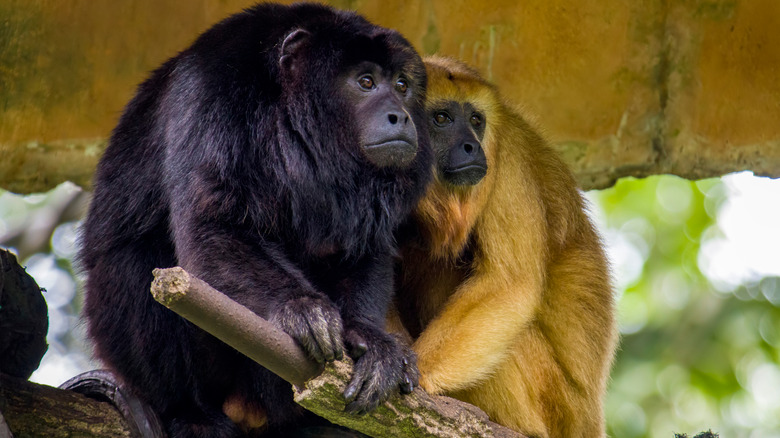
[1,0,778,193]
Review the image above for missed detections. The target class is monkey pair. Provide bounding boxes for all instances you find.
[81,3,616,437]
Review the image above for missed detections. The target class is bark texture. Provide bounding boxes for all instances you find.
[0,373,133,438]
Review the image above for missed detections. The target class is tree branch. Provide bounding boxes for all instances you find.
[150,267,320,388]
[0,373,134,438]
[150,267,523,438]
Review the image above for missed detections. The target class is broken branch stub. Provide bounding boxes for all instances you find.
[150,267,322,387]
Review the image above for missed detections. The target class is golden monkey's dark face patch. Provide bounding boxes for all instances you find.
[427,100,487,186]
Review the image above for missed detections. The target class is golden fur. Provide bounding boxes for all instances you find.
[394,56,618,437]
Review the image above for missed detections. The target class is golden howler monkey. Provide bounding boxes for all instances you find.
[394,57,618,437]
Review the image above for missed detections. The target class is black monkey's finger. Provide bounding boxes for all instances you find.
[276,300,332,363]
[343,377,364,404]
[345,387,382,415]
[400,375,414,394]
[332,338,344,361]
[343,359,370,404]
[349,339,367,359]
[346,359,392,414]
[311,307,338,361]
[346,374,385,415]
[344,330,368,359]
[327,318,344,361]
[301,330,327,364]
[282,316,324,363]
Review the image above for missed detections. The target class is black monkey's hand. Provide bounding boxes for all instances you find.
[342,325,419,414]
[271,296,344,363]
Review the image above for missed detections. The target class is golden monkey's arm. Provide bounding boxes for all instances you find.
[412,126,551,394]
[412,260,544,394]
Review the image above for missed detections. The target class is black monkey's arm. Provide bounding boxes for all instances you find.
[168,194,344,363]
[333,255,419,413]
[335,255,396,329]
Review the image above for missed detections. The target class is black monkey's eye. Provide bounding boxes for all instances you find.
[358,75,375,90]
[470,114,483,127]
[433,112,452,126]
[395,78,408,93]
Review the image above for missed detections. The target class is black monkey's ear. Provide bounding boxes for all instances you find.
[279,28,312,75]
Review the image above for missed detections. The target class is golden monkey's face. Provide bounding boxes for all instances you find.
[427,100,487,186]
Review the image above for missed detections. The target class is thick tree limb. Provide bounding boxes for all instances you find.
[150,267,523,438]
[0,373,133,438]
[294,359,521,438]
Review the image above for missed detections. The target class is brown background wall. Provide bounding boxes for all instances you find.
[1,0,779,193]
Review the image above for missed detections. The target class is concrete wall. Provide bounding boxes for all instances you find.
[1,0,778,193]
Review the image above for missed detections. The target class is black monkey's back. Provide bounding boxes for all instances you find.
[79,47,252,438]
[81,3,430,438]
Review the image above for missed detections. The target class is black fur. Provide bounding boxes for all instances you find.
[80,3,431,437]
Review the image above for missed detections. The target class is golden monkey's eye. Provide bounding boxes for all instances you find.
[433,111,452,126]
[395,78,408,93]
[358,75,375,90]
[470,113,483,128]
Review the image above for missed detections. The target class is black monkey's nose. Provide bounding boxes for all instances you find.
[387,112,409,125]
[463,142,477,155]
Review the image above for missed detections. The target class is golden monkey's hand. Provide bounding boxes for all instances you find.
[342,325,419,414]
[417,373,437,394]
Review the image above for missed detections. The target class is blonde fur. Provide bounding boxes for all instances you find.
[395,56,618,437]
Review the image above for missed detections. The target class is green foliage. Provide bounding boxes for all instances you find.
[590,175,780,438]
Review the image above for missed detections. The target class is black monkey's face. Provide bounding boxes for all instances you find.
[278,26,427,171]
[339,61,420,168]
[428,101,487,186]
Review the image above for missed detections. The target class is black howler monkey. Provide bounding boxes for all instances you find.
[80,4,432,437]
[394,57,617,437]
